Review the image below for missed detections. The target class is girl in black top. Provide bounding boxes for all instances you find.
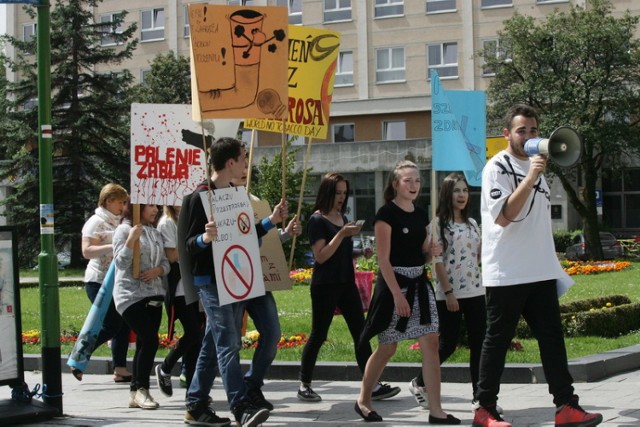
[297,172,399,403]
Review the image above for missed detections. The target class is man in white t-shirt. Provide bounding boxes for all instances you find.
[472,104,602,427]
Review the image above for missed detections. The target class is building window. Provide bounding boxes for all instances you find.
[376,47,405,83]
[481,0,512,7]
[481,39,510,76]
[335,51,354,87]
[141,69,151,82]
[100,13,123,47]
[375,0,404,18]
[383,121,406,140]
[537,0,568,3]
[276,0,302,25]
[141,8,165,42]
[324,0,352,23]
[427,42,458,78]
[426,0,456,13]
[227,0,257,5]
[603,168,640,230]
[184,6,190,38]
[22,23,36,54]
[333,123,355,142]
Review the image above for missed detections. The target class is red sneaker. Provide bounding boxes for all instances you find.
[472,405,512,427]
[555,396,603,427]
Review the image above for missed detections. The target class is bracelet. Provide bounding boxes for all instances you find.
[444,289,454,296]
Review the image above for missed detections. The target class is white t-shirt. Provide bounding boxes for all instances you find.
[481,151,572,288]
[157,215,184,297]
[82,207,120,283]
[429,217,484,300]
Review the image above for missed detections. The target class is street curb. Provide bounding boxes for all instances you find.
[23,344,640,384]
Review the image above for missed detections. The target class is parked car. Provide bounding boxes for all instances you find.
[565,232,624,261]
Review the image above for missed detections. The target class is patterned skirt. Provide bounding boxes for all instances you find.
[378,266,439,345]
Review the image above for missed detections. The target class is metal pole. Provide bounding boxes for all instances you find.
[36,0,62,414]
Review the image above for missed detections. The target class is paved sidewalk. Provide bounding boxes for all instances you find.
[9,367,640,426]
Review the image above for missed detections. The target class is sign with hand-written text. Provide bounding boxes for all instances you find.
[245,25,341,139]
[199,187,265,305]
[130,103,240,206]
[252,199,292,291]
[189,4,288,120]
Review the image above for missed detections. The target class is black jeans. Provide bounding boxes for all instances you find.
[299,283,372,384]
[85,281,130,368]
[161,296,203,387]
[416,294,486,397]
[122,297,163,391]
[475,280,574,407]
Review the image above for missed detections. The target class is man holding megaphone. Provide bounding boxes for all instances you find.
[472,104,602,427]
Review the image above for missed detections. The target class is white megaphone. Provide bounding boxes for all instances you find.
[524,126,582,168]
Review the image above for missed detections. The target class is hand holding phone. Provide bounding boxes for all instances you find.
[355,220,365,227]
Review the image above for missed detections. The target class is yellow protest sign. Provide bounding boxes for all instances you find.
[244,25,341,139]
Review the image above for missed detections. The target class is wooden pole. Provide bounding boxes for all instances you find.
[288,137,313,269]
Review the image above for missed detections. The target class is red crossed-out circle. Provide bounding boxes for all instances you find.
[221,244,254,300]
[237,212,251,234]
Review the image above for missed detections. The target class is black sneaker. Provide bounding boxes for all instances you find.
[184,407,231,426]
[247,387,274,411]
[297,385,322,402]
[155,364,173,397]
[232,401,270,427]
[371,383,401,401]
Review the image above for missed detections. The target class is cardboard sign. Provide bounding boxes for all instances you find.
[188,5,289,120]
[251,199,292,291]
[199,187,265,305]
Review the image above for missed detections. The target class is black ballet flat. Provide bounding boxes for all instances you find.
[70,368,83,381]
[428,414,461,425]
[354,402,383,422]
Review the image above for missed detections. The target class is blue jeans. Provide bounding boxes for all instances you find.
[186,281,246,411]
[242,292,281,390]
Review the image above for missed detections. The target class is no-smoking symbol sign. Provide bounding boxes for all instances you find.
[237,212,251,234]
[221,244,254,300]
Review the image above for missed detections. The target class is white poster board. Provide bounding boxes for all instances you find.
[199,187,265,305]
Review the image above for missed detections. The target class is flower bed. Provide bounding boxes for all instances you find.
[241,329,307,349]
[562,260,631,275]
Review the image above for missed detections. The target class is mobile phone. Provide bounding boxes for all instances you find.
[355,219,365,226]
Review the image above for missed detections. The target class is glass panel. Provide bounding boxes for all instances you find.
[334,124,355,142]
[602,195,622,229]
[481,0,512,6]
[625,194,640,228]
[426,0,456,13]
[624,169,640,191]
[428,45,441,64]
[384,121,406,140]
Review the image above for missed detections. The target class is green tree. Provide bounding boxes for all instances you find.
[251,141,314,268]
[479,0,640,259]
[130,52,191,104]
[0,0,137,267]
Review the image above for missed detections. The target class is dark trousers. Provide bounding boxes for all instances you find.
[416,295,486,397]
[85,281,130,368]
[299,283,372,384]
[122,298,163,391]
[475,280,574,407]
[161,296,203,387]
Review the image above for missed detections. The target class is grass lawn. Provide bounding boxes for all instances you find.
[18,262,640,364]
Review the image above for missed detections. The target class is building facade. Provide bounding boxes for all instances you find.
[3,0,640,232]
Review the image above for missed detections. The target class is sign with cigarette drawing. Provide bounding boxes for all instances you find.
[188,5,288,120]
[245,25,341,139]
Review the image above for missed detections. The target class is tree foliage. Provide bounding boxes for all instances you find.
[479,0,640,259]
[0,0,137,267]
[130,52,191,104]
[251,141,314,268]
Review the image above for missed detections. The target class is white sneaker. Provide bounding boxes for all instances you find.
[472,400,504,415]
[134,387,159,409]
[408,377,429,409]
[128,390,137,408]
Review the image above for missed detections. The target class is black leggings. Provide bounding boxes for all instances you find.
[161,296,204,386]
[299,283,372,384]
[122,297,163,391]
